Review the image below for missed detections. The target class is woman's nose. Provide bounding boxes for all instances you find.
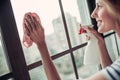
[91,9,97,18]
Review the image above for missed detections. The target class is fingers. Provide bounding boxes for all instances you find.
[24,22,32,36]
[85,34,91,40]
[87,27,102,39]
[32,13,44,31]
[24,15,32,34]
[32,13,40,29]
[26,13,35,31]
[24,12,37,34]
[32,13,41,22]
[87,27,96,33]
[23,12,44,36]
[32,15,40,29]
[80,24,82,27]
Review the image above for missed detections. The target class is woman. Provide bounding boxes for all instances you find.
[23,0,120,80]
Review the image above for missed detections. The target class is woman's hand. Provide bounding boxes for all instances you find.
[87,27,105,45]
[87,27,112,68]
[23,12,45,46]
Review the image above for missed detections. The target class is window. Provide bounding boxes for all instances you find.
[10,0,94,79]
[104,31,119,61]
[1,0,119,80]
[0,0,98,79]
[0,29,12,79]
[11,0,69,65]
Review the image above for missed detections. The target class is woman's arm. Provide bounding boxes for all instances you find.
[98,41,112,68]
[23,12,61,80]
[88,27,112,68]
[37,42,61,80]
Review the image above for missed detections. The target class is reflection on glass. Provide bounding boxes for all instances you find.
[61,0,91,47]
[29,66,47,80]
[0,32,10,75]
[54,54,75,80]
[73,49,99,79]
[11,0,69,65]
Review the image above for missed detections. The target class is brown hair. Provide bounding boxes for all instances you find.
[104,0,120,15]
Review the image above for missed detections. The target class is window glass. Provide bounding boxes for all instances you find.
[29,54,75,80]
[73,49,84,69]
[104,31,119,61]
[61,0,91,47]
[115,33,120,55]
[0,30,10,76]
[73,49,99,79]
[54,54,75,80]
[10,0,95,79]
[29,66,47,80]
[10,0,69,65]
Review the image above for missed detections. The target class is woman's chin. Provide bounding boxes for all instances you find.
[98,29,104,33]
[98,29,112,33]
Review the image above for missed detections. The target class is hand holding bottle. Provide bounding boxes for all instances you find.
[79,24,101,65]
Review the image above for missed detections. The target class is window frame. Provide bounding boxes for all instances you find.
[0,0,30,80]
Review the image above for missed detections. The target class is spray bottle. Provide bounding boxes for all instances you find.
[79,25,100,65]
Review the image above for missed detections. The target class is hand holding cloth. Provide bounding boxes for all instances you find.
[22,12,44,48]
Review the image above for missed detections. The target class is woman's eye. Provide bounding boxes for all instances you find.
[97,5,102,9]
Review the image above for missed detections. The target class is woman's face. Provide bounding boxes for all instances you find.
[91,0,117,33]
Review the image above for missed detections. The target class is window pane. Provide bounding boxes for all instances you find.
[73,49,99,79]
[104,32,118,61]
[61,0,91,47]
[115,33,120,55]
[77,0,91,25]
[29,66,47,80]
[0,31,10,75]
[54,54,75,80]
[11,0,69,65]
[29,54,76,80]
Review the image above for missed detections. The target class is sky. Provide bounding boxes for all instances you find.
[10,0,80,41]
